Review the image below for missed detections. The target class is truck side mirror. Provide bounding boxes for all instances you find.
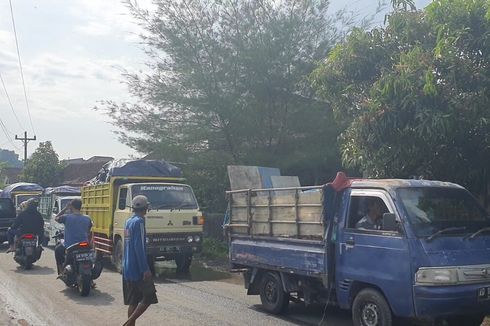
[382,213,398,232]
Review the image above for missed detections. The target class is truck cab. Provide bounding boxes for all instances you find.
[0,198,16,243]
[112,182,203,271]
[227,175,490,326]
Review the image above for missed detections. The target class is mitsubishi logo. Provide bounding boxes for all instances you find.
[168,220,173,226]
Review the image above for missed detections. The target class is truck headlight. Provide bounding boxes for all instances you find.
[186,235,193,243]
[416,268,459,285]
[194,235,201,242]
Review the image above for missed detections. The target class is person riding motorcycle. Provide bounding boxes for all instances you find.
[54,199,92,275]
[6,198,44,253]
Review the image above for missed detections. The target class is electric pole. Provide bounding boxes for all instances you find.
[15,131,36,162]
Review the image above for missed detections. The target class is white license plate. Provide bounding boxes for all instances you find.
[75,252,94,261]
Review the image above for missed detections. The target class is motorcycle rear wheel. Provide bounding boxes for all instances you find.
[77,274,91,297]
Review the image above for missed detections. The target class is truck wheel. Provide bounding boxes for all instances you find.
[352,288,392,326]
[112,239,123,274]
[175,254,192,273]
[445,314,484,326]
[259,272,289,314]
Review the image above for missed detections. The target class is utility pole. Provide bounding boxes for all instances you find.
[15,131,36,162]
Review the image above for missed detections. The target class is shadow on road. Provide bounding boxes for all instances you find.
[12,265,56,275]
[60,287,115,306]
[153,261,231,284]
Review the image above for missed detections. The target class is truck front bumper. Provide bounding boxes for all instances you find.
[414,283,490,317]
[147,243,202,258]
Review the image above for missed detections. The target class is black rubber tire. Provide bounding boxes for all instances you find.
[259,272,289,314]
[112,238,123,274]
[175,254,192,273]
[78,274,91,297]
[445,314,484,326]
[23,261,32,270]
[352,288,392,326]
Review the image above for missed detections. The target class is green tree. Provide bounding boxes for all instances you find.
[21,141,63,187]
[311,0,490,204]
[100,0,354,211]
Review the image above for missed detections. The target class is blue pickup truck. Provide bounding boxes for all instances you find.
[225,173,490,326]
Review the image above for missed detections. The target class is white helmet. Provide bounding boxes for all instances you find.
[132,195,149,209]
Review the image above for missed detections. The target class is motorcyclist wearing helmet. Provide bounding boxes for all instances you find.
[6,198,44,253]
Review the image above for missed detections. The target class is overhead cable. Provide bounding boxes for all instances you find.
[0,72,24,131]
[9,0,36,135]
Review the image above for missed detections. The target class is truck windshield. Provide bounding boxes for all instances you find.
[132,184,198,210]
[397,187,489,237]
[60,199,72,210]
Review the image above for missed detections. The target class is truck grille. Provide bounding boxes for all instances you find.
[148,234,188,244]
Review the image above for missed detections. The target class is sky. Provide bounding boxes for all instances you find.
[0,0,430,161]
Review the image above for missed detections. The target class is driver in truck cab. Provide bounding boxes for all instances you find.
[355,197,385,230]
[54,199,93,275]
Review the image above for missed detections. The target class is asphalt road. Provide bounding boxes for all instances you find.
[0,244,353,326]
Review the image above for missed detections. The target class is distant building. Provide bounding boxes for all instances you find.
[0,149,23,168]
[60,156,113,186]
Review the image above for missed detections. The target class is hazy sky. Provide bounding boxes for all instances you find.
[0,0,430,161]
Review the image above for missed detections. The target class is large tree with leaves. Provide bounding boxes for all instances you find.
[21,141,63,187]
[312,0,490,204]
[101,0,355,211]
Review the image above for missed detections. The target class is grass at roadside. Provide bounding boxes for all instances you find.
[198,238,228,261]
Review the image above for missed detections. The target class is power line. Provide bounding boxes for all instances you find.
[0,118,20,150]
[8,0,36,135]
[0,72,25,131]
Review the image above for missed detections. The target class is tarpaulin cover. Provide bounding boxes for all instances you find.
[90,159,182,184]
[44,186,81,196]
[0,182,43,198]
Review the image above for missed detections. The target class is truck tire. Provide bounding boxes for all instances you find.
[259,272,289,314]
[352,288,392,326]
[445,314,484,326]
[112,239,123,274]
[175,254,192,273]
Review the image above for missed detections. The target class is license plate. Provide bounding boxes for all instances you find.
[22,240,37,246]
[477,287,490,300]
[75,252,94,262]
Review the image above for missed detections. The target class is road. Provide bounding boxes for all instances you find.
[0,244,352,326]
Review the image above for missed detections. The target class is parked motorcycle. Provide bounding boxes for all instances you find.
[53,232,103,296]
[14,233,43,270]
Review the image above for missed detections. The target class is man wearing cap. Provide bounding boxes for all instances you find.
[123,195,158,326]
[6,198,44,253]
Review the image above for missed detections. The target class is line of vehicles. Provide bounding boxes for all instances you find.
[1,159,489,325]
[0,159,204,297]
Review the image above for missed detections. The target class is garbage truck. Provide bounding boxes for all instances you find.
[225,171,490,326]
[82,159,204,273]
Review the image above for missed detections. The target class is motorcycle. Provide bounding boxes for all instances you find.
[14,233,43,270]
[53,231,103,296]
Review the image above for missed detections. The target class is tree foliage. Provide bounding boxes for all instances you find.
[101,0,351,211]
[21,141,63,187]
[311,0,490,203]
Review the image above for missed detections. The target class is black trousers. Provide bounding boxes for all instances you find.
[54,243,66,267]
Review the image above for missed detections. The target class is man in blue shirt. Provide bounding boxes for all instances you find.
[123,195,157,326]
[54,199,92,274]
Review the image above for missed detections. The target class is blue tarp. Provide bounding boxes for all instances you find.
[0,182,43,199]
[44,186,81,196]
[91,159,183,183]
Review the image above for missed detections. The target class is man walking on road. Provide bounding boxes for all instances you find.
[123,195,157,326]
